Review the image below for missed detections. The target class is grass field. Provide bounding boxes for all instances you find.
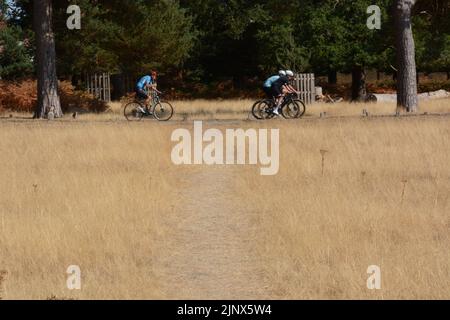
[114,98,450,120]
[0,100,449,299]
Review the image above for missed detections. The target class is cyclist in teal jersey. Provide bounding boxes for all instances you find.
[135,71,161,107]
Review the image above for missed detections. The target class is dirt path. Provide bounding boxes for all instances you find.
[155,167,270,300]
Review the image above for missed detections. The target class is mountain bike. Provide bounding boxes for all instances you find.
[252,93,306,120]
[124,90,174,122]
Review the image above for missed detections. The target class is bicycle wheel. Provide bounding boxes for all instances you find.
[153,101,174,121]
[293,99,306,118]
[260,100,277,119]
[251,100,266,120]
[124,101,145,121]
[281,100,301,119]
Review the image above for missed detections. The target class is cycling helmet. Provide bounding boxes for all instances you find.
[279,70,287,76]
[286,70,294,77]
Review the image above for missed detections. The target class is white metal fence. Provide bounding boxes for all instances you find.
[85,73,111,102]
[293,73,316,104]
[84,72,315,104]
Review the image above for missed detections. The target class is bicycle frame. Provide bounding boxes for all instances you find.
[267,94,296,113]
[137,89,160,114]
[125,86,174,121]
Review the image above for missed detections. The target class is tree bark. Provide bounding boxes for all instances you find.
[351,65,367,102]
[33,0,62,119]
[395,0,418,112]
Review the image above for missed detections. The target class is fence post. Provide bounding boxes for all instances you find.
[102,73,105,101]
[95,73,99,99]
[107,73,111,102]
[85,72,112,102]
[306,73,309,104]
[311,73,316,104]
[294,73,316,105]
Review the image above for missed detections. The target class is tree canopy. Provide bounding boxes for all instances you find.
[1,0,449,89]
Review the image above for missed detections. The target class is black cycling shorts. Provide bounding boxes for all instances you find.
[263,86,281,99]
[263,86,274,99]
[271,84,283,97]
[135,88,149,100]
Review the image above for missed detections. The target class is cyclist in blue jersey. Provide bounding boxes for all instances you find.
[135,71,161,106]
[269,70,299,115]
[262,70,286,99]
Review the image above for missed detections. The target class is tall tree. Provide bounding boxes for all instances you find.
[395,0,418,112]
[299,0,393,101]
[179,0,265,80]
[0,24,34,79]
[33,0,62,118]
[51,0,197,77]
[413,0,450,78]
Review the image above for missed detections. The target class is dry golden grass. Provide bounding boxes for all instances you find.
[309,98,450,117]
[0,123,177,299]
[104,99,252,121]
[3,98,449,121]
[0,100,450,299]
[242,117,450,299]
[107,98,450,121]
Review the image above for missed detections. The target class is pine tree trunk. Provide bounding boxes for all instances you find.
[33,0,62,119]
[395,0,418,113]
[351,65,367,102]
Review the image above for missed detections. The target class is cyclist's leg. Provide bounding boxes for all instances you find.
[272,86,283,113]
[135,88,148,100]
[135,88,150,113]
[146,88,154,107]
[280,87,290,105]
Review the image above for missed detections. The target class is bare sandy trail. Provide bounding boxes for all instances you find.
[155,167,270,300]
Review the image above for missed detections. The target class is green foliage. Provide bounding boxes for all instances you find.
[5,0,450,87]
[257,24,310,72]
[413,0,450,72]
[299,0,395,74]
[436,35,450,70]
[180,0,397,80]
[52,0,197,75]
[179,0,263,79]
[0,24,33,80]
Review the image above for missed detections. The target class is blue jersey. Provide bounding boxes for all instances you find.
[136,75,154,90]
[263,75,280,88]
